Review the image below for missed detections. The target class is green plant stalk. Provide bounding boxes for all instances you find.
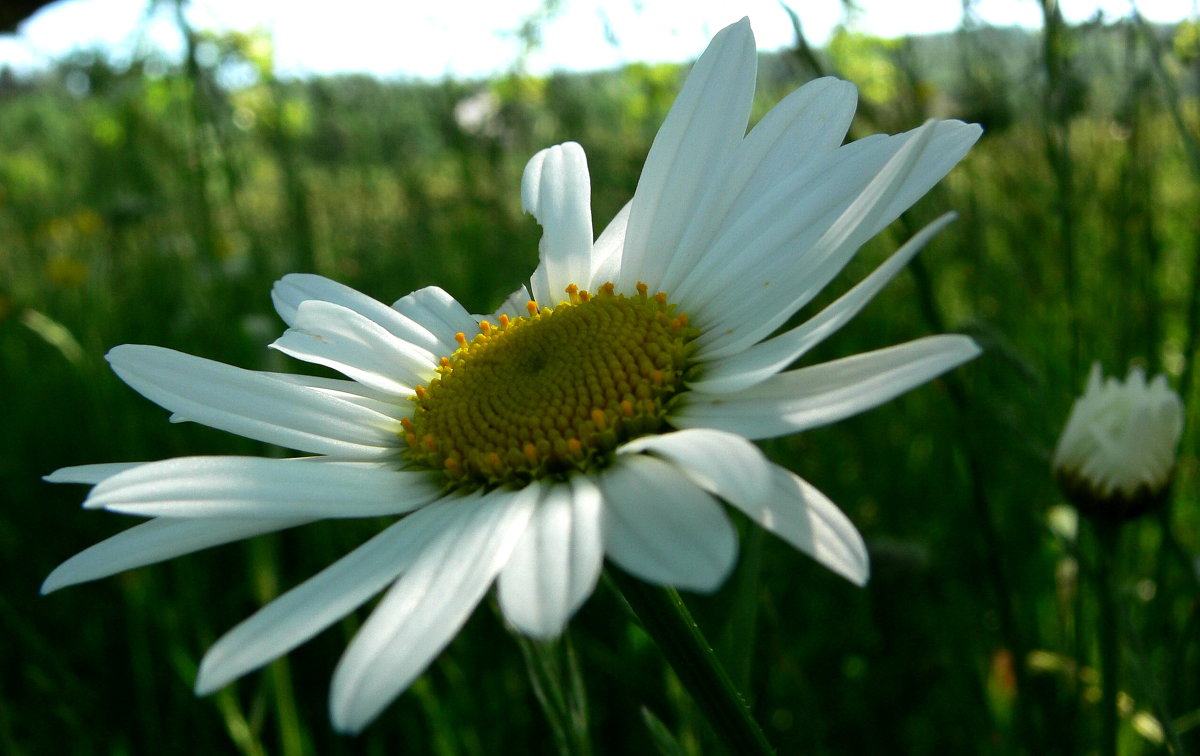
[1134,12,1200,409]
[173,0,220,266]
[1068,541,1086,755]
[512,633,591,756]
[249,536,305,756]
[607,570,775,756]
[1039,0,1081,379]
[906,250,1034,749]
[1093,521,1119,756]
[724,524,765,694]
[1112,560,1190,756]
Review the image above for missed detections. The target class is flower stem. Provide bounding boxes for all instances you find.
[1093,521,1120,756]
[512,633,591,756]
[607,570,775,755]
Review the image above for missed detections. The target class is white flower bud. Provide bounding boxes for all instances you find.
[1053,363,1185,520]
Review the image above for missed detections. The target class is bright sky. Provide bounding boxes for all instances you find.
[0,0,1196,79]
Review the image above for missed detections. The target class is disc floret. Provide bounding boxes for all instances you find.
[403,282,694,486]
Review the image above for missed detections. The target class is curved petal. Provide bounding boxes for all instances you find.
[589,200,631,287]
[694,119,940,356]
[107,345,400,459]
[497,475,605,638]
[45,462,146,485]
[732,77,857,191]
[271,300,438,396]
[259,372,400,416]
[734,464,868,585]
[620,431,866,583]
[85,456,440,519]
[389,286,478,354]
[195,498,463,695]
[694,120,981,359]
[617,17,757,293]
[490,284,533,322]
[41,516,311,594]
[674,334,981,440]
[658,77,858,293]
[329,485,538,734]
[671,131,894,307]
[271,273,354,326]
[523,142,594,305]
[272,274,443,354]
[598,454,737,592]
[689,213,957,394]
[617,427,774,508]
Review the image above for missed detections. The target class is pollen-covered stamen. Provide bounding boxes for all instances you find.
[403,282,695,486]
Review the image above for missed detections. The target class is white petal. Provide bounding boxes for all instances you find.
[598,454,737,592]
[107,345,400,459]
[45,462,145,485]
[523,142,593,305]
[671,131,897,307]
[589,200,631,287]
[491,284,533,321]
[866,122,981,239]
[261,372,400,415]
[617,427,774,508]
[389,286,478,354]
[616,431,865,586]
[675,335,981,440]
[617,18,757,293]
[733,77,857,190]
[271,273,351,326]
[658,77,857,293]
[689,213,957,394]
[732,464,868,586]
[271,300,437,396]
[272,274,443,354]
[41,516,310,594]
[85,456,440,518]
[195,498,463,695]
[695,120,980,359]
[497,476,605,638]
[695,119,940,357]
[329,486,537,733]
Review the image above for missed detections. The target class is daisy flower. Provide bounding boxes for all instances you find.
[44,18,982,733]
[1054,363,1184,520]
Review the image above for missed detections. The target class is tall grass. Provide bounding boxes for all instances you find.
[2,14,1198,755]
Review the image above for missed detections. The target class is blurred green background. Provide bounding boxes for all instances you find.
[2,2,1199,754]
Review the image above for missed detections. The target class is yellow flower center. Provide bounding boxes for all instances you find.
[402,282,693,487]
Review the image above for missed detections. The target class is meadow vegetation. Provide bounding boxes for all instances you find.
[2,11,1199,754]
